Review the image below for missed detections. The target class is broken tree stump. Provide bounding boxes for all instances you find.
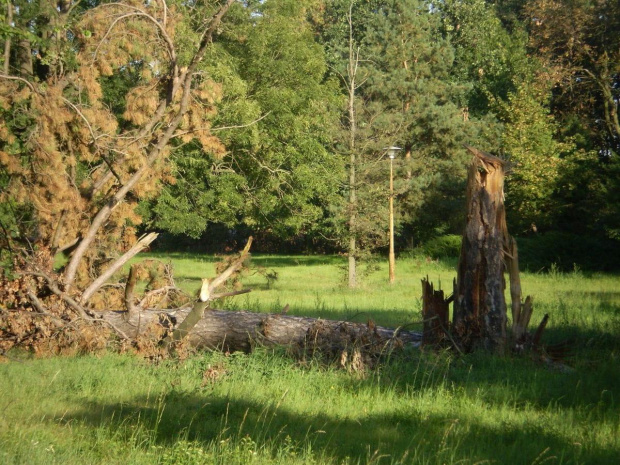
[421,279,450,346]
[452,146,508,354]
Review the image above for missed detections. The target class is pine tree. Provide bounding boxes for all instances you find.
[0,0,235,305]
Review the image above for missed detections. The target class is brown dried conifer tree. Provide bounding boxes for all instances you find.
[0,0,234,314]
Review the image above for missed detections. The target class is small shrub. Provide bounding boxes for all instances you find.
[517,232,620,272]
[420,235,462,259]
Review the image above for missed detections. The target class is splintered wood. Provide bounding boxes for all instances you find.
[452,146,508,354]
[421,279,450,346]
[421,146,540,354]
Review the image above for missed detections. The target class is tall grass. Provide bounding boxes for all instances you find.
[2,254,619,464]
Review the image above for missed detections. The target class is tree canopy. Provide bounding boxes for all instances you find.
[1,0,619,287]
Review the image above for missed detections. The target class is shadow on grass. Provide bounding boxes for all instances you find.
[56,384,615,465]
[46,318,620,464]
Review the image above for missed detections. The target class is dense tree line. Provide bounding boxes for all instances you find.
[1,0,619,289]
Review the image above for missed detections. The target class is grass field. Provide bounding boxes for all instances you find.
[1,254,619,464]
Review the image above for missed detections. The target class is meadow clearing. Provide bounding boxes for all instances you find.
[1,253,619,464]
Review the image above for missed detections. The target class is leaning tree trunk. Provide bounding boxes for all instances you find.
[452,146,508,354]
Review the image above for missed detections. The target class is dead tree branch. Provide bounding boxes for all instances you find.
[80,232,158,304]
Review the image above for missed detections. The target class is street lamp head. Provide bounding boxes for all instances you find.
[385,146,402,159]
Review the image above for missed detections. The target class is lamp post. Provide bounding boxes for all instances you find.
[385,146,402,283]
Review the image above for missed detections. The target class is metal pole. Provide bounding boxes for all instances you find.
[389,156,395,283]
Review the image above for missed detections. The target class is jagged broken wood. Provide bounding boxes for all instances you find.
[423,146,549,355]
[452,146,509,353]
[162,237,254,347]
[421,278,450,346]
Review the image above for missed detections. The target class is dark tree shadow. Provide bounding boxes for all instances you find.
[55,388,618,465]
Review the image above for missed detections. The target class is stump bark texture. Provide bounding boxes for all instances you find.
[452,147,508,353]
[421,279,450,346]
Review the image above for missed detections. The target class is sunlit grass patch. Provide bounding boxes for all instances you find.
[3,255,619,464]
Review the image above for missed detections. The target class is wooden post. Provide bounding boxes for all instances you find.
[453,147,508,354]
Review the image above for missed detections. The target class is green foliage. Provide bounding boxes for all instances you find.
[313,0,502,262]
[420,234,462,259]
[517,232,620,272]
[440,0,534,113]
[228,0,343,237]
[99,65,143,127]
[141,0,343,240]
[359,0,501,239]
[500,81,573,232]
[552,150,620,243]
[525,0,620,146]
[2,0,619,277]
[139,143,247,239]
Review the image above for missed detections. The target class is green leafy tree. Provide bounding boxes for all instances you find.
[522,0,620,240]
[314,0,387,287]
[363,0,500,243]
[314,0,502,285]
[440,0,533,113]
[141,0,343,242]
[499,81,572,232]
[524,0,620,148]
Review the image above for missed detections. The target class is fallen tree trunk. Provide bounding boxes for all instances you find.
[98,307,422,353]
[3,237,421,359]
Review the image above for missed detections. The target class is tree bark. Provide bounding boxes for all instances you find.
[17,38,32,78]
[421,279,450,346]
[346,2,358,289]
[452,146,508,354]
[3,1,12,74]
[124,264,138,318]
[99,308,422,353]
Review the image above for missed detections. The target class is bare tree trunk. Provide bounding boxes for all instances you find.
[452,146,508,354]
[124,264,138,318]
[346,2,358,288]
[3,2,12,74]
[17,38,32,77]
[99,308,422,353]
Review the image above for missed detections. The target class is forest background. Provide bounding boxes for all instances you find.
[1,2,620,463]
[1,0,620,285]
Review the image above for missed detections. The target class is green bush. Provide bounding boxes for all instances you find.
[420,234,462,259]
[517,232,620,272]
[418,232,620,272]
